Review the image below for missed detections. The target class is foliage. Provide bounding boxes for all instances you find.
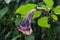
[0,7,8,19]
[0,0,60,40]
[53,6,60,15]
[43,0,54,10]
[51,14,58,21]
[15,4,37,18]
[38,17,50,28]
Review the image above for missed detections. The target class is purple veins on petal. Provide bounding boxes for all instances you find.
[17,9,36,35]
[17,19,30,31]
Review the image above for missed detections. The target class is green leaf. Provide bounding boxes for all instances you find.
[4,0,11,4]
[11,35,22,40]
[43,0,54,10]
[0,27,7,35]
[5,31,12,39]
[12,29,21,37]
[15,15,23,26]
[51,14,58,21]
[25,35,34,40]
[15,4,37,18]
[31,0,35,3]
[53,6,60,15]
[33,11,41,19]
[38,16,50,28]
[41,5,47,10]
[25,0,31,4]
[38,2,44,7]
[0,7,8,19]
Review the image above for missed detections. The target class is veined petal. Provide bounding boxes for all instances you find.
[17,9,36,35]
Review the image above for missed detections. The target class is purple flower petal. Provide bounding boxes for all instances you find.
[17,9,35,35]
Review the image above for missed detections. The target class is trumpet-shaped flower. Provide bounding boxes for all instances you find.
[17,9,36,35]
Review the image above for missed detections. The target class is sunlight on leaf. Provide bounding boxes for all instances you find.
[42,4,46,8]
[33,11,41,19]
[15,4,37,18]
[53,6,60,15]
[51,14,58,21]
[43,0,54,10]
[38,17,50,28]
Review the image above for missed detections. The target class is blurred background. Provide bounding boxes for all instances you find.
[0,0,60,40]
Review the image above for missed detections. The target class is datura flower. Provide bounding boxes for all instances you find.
[17,9,36,35]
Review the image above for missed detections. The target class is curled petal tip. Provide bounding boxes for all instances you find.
[17,26,33,35]
[17,9,35,35]
[21,28,33,35]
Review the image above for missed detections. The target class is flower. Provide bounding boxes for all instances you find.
[17,9,36,35]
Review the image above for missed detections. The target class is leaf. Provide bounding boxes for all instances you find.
[0,7,8,19]
[53,6,60,15]
[15,15,23,26]
[12,29,21,37]
[51,14,58,21]
[31,0,35,3]
[42,4,47,9]
[25,0,31,4]
[0,27,7,35]
[43,0,54,10]
[25,35,34,40]
[4,0,11,4]
[11,35,22,40]
[15,4,37,18]
[38,16,50,28]
[33,11,41,19]
[5,31,12,39]
[38,2,44,7]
